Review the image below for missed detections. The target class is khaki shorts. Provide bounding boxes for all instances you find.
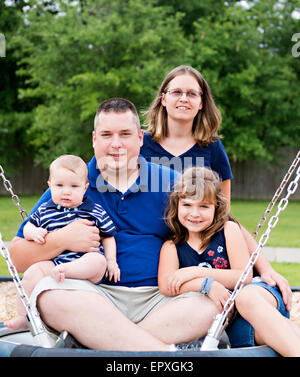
[30,276,201,323]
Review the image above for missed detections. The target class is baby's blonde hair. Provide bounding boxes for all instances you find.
[166,167,230,250]
[49,155,88,183]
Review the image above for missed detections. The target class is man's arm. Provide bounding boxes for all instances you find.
[10,219,101,272]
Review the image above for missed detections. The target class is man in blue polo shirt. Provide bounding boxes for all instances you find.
[9,98,217,351]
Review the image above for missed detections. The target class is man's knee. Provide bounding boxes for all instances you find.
[180,296,219,324]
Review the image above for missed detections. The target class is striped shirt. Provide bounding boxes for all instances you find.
[29,196,116,265]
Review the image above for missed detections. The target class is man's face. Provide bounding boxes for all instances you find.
[93,110,143,174]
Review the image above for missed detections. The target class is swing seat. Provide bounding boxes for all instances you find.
[0,322,279,357]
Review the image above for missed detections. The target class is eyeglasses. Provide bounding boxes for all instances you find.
[166,89,202,99]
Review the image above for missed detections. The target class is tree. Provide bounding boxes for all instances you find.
[14,0,190,166]
[0,1,34,173]
[190,0,300,162]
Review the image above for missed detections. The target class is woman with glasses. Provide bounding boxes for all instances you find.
[141,65,293,351]
[141,65,232,202]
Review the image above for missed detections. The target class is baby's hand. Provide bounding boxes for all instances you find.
[106,260,120,283]
[30,228,48,244]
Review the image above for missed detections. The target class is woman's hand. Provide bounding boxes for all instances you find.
[260,269,292,311]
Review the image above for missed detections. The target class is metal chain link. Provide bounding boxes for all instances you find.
[252,150,300,239]
[0,165,56,346]
[0,165,28,220]
[201,161,300,351]
[0,234,56,346]
[0,234,40,332]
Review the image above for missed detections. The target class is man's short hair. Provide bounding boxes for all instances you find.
[94,97,140,130]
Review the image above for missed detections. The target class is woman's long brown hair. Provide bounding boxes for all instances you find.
[144,65,222,147]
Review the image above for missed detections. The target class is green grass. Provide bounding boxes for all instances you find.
[231,200,300,248]
[0,195,40,241]
[270,262,300,287]
[0,196,299,284]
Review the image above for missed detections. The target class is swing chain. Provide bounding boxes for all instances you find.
[223,164,300,321]
[252,150,300,239]
[0,234,38,331]
[0,165,56,346]
[0,165,28,221]
[201,162,300,351]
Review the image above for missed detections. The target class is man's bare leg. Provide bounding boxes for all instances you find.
[37,289,172,351]
[138,295,218,344]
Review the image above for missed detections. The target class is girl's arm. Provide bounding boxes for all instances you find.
[158,240,205,296]
[158,241,231,311]
[159,221,252,294]
[178,221,252,290]
[158,240,182,296]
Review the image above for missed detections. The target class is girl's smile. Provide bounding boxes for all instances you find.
[178,197,215,235]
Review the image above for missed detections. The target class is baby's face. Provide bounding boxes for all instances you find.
[48,167,88,208]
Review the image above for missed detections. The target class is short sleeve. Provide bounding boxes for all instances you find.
[211,140,233,181]
[92,204,117,238]
[16,188,52,238]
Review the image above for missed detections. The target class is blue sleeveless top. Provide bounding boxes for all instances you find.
[176,228,230,270]
[140,132,233,181]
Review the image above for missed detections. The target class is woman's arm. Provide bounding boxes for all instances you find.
[220,179,231,207]
[240,224,292,310]
[10,219,101,272]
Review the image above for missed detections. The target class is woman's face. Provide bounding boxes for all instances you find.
[161,74,203,124]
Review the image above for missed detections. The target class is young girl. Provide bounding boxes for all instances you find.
[158,167,300,357]
[158,166,251,313]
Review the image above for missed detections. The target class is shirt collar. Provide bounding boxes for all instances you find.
[88,155,149,193]
[45,196,94,212]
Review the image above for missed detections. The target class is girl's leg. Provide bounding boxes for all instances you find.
[4,260,54,331]
[51,253,107,284]
[235,285,300,357]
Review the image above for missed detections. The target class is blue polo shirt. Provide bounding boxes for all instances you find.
[16,156,179,287]
[140,132,233,181]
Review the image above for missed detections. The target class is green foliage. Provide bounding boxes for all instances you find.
[1,0,299,168]
[0,1,34,174]
[190,0,300,162]
[13,0,191,166]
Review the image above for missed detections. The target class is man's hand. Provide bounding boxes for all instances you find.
[59,219,101,253]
